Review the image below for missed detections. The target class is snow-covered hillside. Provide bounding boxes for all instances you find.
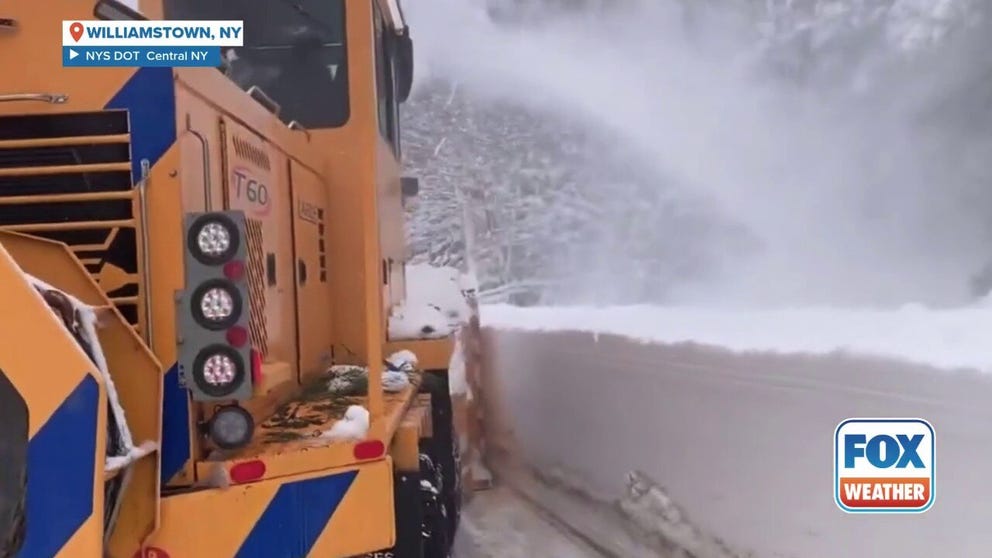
[402,0,992,309]
[755,0,981,51]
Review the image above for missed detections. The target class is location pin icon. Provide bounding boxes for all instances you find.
[70,22,84,42]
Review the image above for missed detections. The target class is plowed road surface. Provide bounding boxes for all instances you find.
[453,487,604,558]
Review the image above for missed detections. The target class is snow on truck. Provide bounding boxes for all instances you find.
[0,1,485,557]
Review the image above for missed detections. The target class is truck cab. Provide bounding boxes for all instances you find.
[0,1,465,556]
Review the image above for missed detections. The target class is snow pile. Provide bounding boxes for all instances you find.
[388,263,474,340]
[382,369,411,392]
[384,349,418,391]
[388,349,419,369]
[318,405,370,441]
[482,303,992,372]
[326,350,420,395]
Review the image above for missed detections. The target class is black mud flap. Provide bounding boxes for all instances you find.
[0,368,28,558]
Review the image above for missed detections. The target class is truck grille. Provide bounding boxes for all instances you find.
[0,111,141,326]
[244,218,269,357]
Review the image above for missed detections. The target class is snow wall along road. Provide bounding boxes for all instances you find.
[477,306,992,558]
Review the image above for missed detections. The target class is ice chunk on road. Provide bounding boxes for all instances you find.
[319,405,370,441]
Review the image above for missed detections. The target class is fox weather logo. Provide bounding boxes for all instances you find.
[834,418,935,513]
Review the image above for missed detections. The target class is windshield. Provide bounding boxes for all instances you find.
[164,0,349,128]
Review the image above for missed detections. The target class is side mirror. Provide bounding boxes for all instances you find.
[93,0,148,21]
[393,32,414,103]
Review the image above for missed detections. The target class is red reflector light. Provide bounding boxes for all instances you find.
[229,460,266,484]
[251,349,263,384]
[354,439,386,460]
[224,260,246,281]
[226,326,248,348]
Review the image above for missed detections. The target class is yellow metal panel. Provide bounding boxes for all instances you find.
[0,247,98,432]
[56,514,106,558]
[318,0,387,422]
[0,242,107,558]
[391,394,432,471]
[0,1,136,117]
[310,458,396,557]
[385,338,456,371]
[101,313,164,558]
[174,69,325,173]
[0,231,164,556]
[173,87,224,215]
[377,137,406,313]
[146,460,394,558]
[196,442,360,483]
[289,159,335,381]
[0,231,107,307]
[148,482,275,554]
[133,0,164,19]
[143,144,200,488]
[196,384,418,482]
[220,116,299,370]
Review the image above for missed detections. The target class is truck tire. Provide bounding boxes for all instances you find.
[0,369,28,558]
[446,436,462,540]
[419,372,462,543]
[419,453,450,558]
[0,468,26,558]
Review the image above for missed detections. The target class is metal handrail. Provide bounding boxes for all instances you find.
[0,93,68,104]
[288,120,311,141]
[185,114,213,211]
[247,85,281,116]
[137,159,154,349]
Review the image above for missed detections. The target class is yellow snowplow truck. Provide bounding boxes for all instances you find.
[0,1,469,557]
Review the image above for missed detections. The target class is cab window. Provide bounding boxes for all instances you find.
[164,0,350,128]
[373,0,400,155]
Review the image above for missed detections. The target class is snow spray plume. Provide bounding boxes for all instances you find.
[405,0,992,308]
